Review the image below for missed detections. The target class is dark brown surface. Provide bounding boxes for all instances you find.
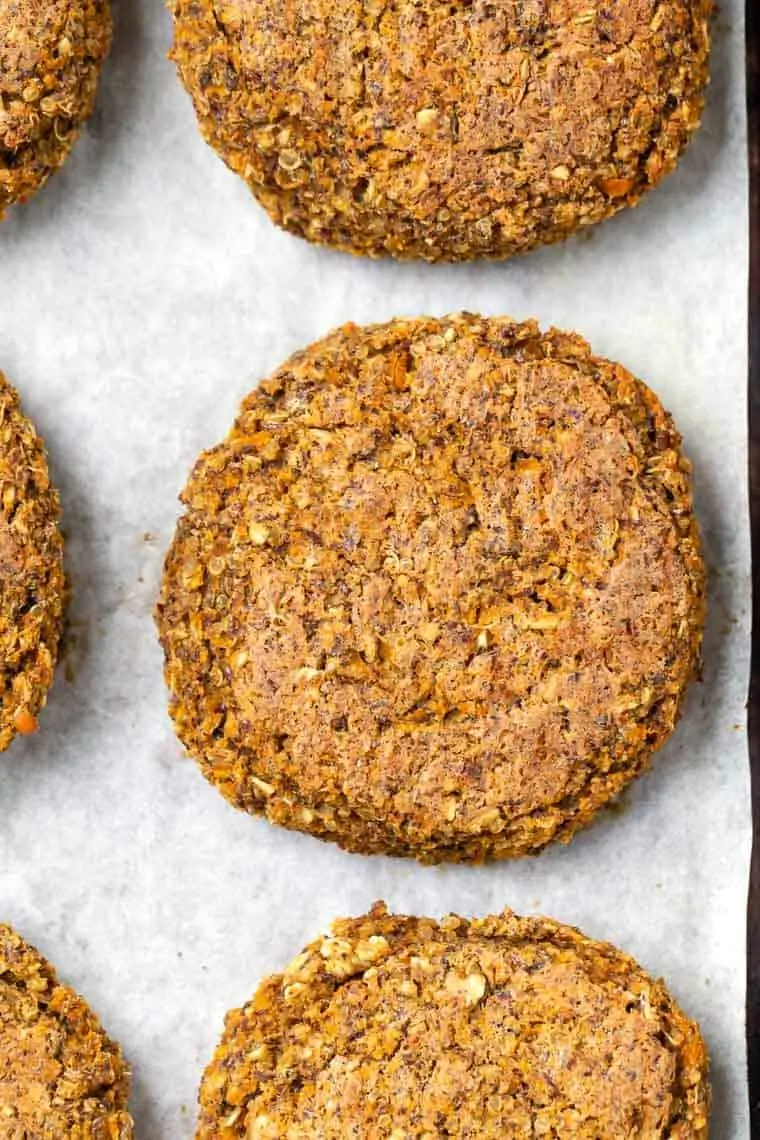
[157,316,706,863]
[746,0,760,1132]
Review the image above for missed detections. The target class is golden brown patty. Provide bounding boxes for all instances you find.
[0,372,65,750]
[170,0,711,262]
[0,0,111,216]
[0,923,133,1138]
[156,316,705,863]
[196,903,710,1139]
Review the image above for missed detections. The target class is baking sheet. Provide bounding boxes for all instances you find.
[0,0,751,1134]
[743,0,758,1127]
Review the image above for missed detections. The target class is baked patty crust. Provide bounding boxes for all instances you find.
[156,316,706,863]
[0,923,133,1138]
[0,372,65,750]
[196,903,710,1139]
[170,0,711,262]
[0,0,111,216]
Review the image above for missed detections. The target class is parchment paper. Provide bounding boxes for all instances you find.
[0,0,751,1134]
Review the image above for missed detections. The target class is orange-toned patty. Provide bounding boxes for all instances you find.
[0,0,111,215]
[197,904,710,1139]
[0,923,133,1138]
[0,372,65,750]
[171,0,711,261]
[157,315,705,862]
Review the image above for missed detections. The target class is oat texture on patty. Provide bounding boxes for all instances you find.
[156,315,706,863]
[0,0,111,216]
[196,903,710,1139]
[171,0,711,261]
[0,923,133,1138]
[0,371,65,750]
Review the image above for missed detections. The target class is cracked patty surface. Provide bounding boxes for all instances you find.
[0,0,111,215]
[0,923,133,1139]
[171,0,711,261]
[196,904,710,1139]
[156,316,706,862]
[0,372,65,751]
